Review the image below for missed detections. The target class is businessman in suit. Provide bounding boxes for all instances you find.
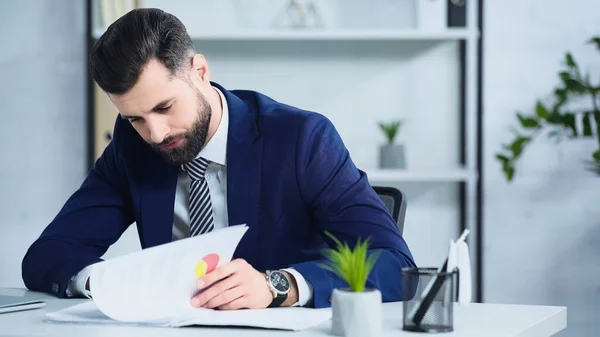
[22,8,416,310]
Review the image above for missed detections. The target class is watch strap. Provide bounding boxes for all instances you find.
[268,293,287,308]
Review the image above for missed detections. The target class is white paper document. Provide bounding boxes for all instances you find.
[46,301,331,331]
[45,225,332,331]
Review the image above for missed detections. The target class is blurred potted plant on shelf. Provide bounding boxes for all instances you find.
[270,0,324,29]
[320,231,381,337]
[496,36,600,182]
[378,119,406,169]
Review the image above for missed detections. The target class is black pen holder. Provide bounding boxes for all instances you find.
[401,267,457,333]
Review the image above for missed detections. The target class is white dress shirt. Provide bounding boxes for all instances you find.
[67,87,313,307]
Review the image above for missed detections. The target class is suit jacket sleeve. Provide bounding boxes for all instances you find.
[21,119,135,298]
[290,114,417,308]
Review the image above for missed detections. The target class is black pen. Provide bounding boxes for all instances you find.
[410,229,470,327]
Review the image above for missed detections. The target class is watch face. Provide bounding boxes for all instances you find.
[269,271,290,293]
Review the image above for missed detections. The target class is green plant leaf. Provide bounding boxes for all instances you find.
[496,154,510,164]
[535,101,550,119]
[546,112,564,125]
[559,71,570,83]
[566,79,587,94]
[553,89,568,109]
[554,88,567,100]
[503,164,515,181]
[584,73,592,88]
[565,52,576,68]
[593,149,600,161]
[378,120,403,144]
[552,92,567,113]
[509,136,530,158]
[561,112,577,136]
[517,113,540,128]
[583,112,593,137]
[320,231,379,292]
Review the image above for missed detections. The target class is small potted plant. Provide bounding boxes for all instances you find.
[320,232,382,337]
[378,120,406,169]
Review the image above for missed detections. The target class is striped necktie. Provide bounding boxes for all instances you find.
[183,157,214,236]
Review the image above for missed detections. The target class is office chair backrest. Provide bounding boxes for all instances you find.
[372,186,407,235]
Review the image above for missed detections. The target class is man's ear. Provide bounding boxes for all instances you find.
[190,54,209,84]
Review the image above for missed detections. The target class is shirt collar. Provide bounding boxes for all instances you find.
[194,86,228,166]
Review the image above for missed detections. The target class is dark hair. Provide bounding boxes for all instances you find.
[90,8,195,94]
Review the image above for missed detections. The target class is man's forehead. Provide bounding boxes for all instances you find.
[112,90,174,115]
[109,64,180,115]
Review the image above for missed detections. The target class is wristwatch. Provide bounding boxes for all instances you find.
[265,270,290,308]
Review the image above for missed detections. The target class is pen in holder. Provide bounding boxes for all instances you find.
[401,267,457,333]
[401,229,470,333]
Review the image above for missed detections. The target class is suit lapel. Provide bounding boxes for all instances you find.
[217,83,263,263]
[139,152,178,248]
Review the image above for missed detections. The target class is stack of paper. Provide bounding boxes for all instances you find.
[46,225,331,331]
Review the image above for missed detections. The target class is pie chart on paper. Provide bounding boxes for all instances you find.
[194,254,219,277]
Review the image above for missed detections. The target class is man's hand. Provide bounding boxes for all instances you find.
[190,258,298,310]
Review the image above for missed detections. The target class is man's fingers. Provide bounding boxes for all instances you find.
[192,273,241,308]
[197,258,248,289]
[204,285,246,309]
[217,296,249,311]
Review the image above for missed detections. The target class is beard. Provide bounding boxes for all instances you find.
[150,91,212,165]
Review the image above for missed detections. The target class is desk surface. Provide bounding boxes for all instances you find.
[0,288,566,337]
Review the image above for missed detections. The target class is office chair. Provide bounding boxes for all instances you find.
[372,186,407,235]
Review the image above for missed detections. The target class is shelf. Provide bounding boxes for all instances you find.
[365,168,475,183]
[92,28,478,41]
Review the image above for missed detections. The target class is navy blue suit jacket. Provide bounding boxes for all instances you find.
[22,83,416,308]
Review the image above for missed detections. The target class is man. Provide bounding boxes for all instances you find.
[21,8,416,310]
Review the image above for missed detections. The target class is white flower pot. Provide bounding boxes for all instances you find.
[331,288,382,337]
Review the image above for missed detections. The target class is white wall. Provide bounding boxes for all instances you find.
[0,0,88,287]
[483,0,600,336]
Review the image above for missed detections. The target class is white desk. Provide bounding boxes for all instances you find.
[0,288,566,336]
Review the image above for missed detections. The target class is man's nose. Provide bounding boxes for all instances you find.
[147,117,169,144]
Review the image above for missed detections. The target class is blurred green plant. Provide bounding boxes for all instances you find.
[319,231,380,292]
[496,36,600,182]
[378,120,404,144]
